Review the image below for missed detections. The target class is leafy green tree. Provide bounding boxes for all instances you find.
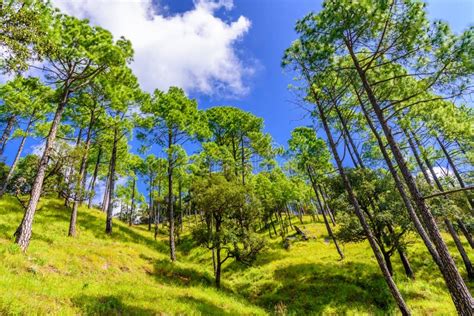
[331,168,415,278]
[14,13,132,251]
[288,126,343,259]
[139,86,207,261]
[0,77,54,196]
[0,0,53,72]
[101,68,141,235]
[206,106,273,184]
[192,174,264,288]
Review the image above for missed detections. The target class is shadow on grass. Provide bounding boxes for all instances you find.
[0,196,170,255]
[151,258,215,288]
[176,296,233,315]
[72,295,156,315]
[239,262,396,315]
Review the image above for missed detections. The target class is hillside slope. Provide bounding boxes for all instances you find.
[0,196,471,315]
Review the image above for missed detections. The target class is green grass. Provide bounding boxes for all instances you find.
[0,196,472,315]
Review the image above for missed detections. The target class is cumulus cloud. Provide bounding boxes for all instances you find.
[51,0,253,96]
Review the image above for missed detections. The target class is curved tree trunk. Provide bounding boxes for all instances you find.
[15,89,70,251]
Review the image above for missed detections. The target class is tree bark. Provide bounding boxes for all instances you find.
[129,177,136,226]
[88,146,102,209]
[445,219,474,280]
[69,111,95,236]
[15,88,70,251]
[0,115,16,156]
[382,249,394,276]
[319,184,336,226]
[412,131,444,192]
[310,171,344,260]
[334,105,365,168]
[457,220,474,249]
[148,171,154,231]
[437,136,474,210]
[402,127,432,185]
[398,248,415,279]
[105,127,118,234]
[215,217,222,288]
[167,129,176,262]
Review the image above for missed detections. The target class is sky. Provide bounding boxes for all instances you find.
[47,0,474,147]
[2,0,473,204]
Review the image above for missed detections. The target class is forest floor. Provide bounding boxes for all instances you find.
[0,196,472,315]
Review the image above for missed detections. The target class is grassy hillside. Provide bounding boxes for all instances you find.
[0,196,472,315]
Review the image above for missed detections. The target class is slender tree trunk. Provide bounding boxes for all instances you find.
[212,247,217,276]
[412,131,444,192]
[386,221,415,280]
[346,43,473,313]
[130,177,136,226]
[80,169,88,207]
[155,181,161,239]
[215,218,222,288]
[69,112,95,236]
[0,115,16,156]
[445,219,474,280]
[334,105,365,168]
[457,220,474,249]
[15,88,70,251]
[148,172,154,231]
[88,146,102,209]
[102,177,110,212]
[403,127,432,185]
[241,135,245,185]
[413,132,474,279]
[215,247,222,288]
[167,130,176,262]
[354,87,441,267]
[178,180,183,233]
[437,136,474,210]
[105,127,118,234]
[285,204,294,230]
[270,213,277,236]
[398,248,415,279]
[298,205,304,224]
[381,248,394,276]
[311,92,409,314]
[310,170,344,260]
[0,114,34,197]
[319,184,336,225]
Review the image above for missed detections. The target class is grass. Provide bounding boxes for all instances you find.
[0,196,472,315]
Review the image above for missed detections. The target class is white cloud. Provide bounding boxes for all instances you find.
[432,166,454,179]
[51,0,253,96]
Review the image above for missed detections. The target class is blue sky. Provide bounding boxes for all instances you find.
[184,0,474,146]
